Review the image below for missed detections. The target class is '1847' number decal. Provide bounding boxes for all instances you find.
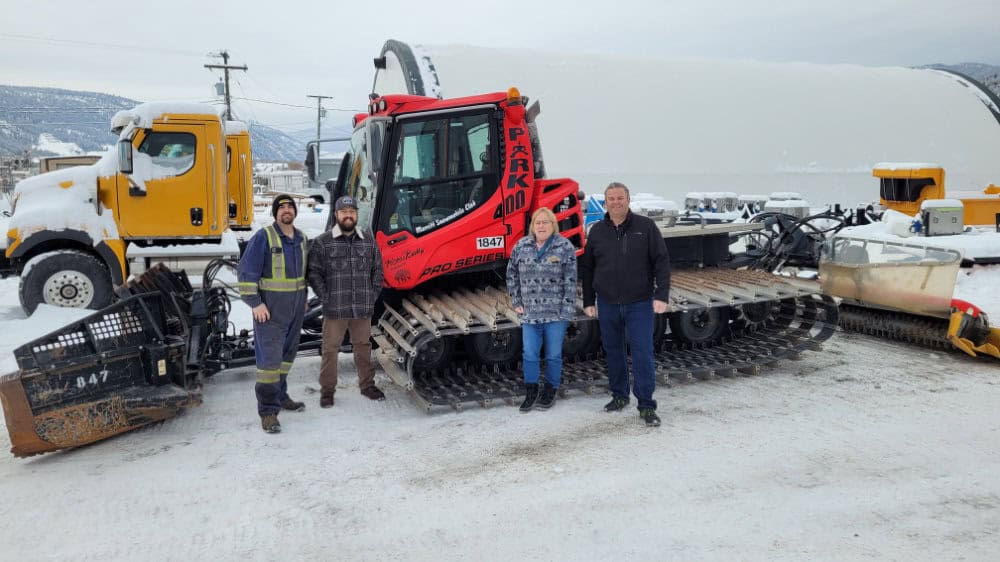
[476,236,504,250]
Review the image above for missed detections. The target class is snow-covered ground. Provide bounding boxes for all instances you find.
[2,205,1000,561]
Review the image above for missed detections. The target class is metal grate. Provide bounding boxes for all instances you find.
[88,309,144,341]
[33,330,88,354]
[14,294,167,372]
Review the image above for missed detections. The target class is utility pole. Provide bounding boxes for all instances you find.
[205,50,248,120]
[306,95,332,140]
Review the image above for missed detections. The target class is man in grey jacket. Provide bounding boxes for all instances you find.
[306,195,385,407]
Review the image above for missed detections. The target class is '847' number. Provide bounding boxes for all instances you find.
[76,369,110,389]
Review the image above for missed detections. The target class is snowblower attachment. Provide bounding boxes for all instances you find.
[0,267,207,457]
[820,235,999,358]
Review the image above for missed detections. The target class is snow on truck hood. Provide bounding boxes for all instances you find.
[9,148,120,245]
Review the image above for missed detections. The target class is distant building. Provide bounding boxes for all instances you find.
[258,169,306,194]
[38,155,102,174]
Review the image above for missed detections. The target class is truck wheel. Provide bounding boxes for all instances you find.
[19,251,113,315]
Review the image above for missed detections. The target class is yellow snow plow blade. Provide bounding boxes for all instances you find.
[947,310,1000,359]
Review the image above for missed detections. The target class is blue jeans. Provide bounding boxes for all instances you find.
[597,298,657,411]
[521,321,568,388]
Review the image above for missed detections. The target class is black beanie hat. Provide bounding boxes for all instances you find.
[271,194,297,219]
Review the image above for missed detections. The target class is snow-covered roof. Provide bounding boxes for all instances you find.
[111,102,221,132]
[873,162,942,170]
[769,192,803,200]
[225,120,249,135]
[920,199,964,209]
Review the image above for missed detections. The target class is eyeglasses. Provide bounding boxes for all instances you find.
[534,220,553,225]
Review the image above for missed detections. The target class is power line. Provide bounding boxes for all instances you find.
[0,32,203,57]
[1,107,127,111]
[231,96,361,112]
[232,78,259,123]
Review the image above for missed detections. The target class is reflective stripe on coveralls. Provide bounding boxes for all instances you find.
[260,225,307,292]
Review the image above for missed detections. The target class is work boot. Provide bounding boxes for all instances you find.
[320,388,335,409]
[281,397,305,412]
[260,414,281,434]
[361,386,386,401]
[639,408,662,427]
[603,396,629,412]
[536,383,557,410]
[519,383,539,412]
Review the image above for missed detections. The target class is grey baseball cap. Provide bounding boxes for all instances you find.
[335,195,358,210]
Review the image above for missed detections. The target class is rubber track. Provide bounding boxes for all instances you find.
[399,295,839,410]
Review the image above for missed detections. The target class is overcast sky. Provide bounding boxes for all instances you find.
[2,0,997,135]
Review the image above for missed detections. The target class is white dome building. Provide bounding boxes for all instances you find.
[370,40,1000,207]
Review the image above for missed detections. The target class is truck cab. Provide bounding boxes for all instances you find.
[225,121,254,230]
[5,103,233,314]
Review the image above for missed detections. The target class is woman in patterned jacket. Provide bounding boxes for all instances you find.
[506,207,578,411]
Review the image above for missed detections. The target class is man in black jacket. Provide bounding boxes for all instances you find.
[580,182,671,427]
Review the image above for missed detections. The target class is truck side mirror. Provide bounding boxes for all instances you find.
[117,139,133,174]
[305,144,317,182]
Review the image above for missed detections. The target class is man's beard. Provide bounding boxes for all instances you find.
[337,217,356,233]
[279,213,295,225]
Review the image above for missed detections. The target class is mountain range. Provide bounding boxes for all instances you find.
[2,62,999,162]
[0,85,306,161]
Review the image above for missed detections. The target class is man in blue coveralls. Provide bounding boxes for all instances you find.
[238,194,309,434]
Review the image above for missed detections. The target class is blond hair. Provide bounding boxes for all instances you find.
[529,207,559,238]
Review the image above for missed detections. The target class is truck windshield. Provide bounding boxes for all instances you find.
[378,109,498,237]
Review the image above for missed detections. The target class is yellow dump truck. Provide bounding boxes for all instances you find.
[2,103,254,314]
